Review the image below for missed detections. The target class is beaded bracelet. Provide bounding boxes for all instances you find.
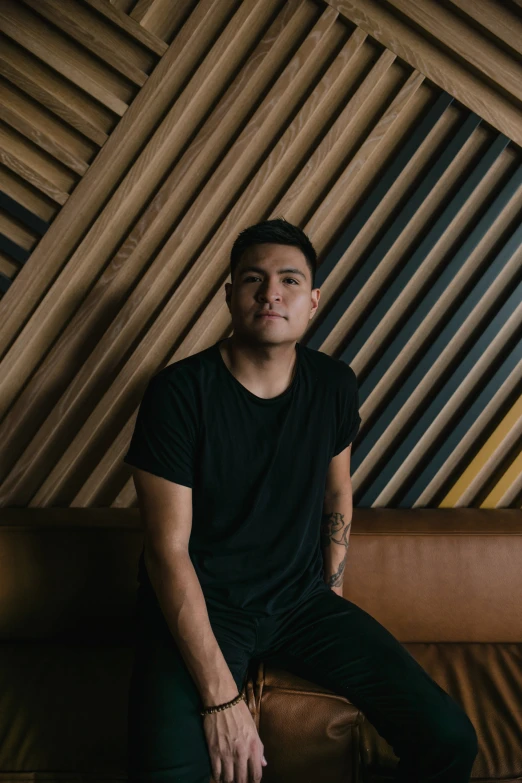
[200,689,246,716]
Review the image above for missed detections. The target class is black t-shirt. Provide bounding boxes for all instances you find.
[124,339,360,617]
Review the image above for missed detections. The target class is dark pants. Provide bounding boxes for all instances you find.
[127,580,478,783]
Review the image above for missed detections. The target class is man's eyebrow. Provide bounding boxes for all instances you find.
[239,265,307,279]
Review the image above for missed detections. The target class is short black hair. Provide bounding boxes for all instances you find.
[230,218,317,288]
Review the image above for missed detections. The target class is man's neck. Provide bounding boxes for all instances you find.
[219,336,297,400]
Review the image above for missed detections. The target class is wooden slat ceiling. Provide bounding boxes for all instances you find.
[0,0,520,509]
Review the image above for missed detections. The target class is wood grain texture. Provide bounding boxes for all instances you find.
[0,0,520,510]
[325,0,522,146]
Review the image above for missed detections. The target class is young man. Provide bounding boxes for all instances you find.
[124,219,478,783]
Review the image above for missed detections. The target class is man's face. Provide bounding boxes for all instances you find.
[224,243,320,345]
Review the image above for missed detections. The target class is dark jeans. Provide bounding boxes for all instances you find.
[127,579,478,783]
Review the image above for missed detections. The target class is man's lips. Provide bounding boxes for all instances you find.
[256,312,284,318]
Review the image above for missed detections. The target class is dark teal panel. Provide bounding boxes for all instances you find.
[308,93,453,299]
[361,215,522,506]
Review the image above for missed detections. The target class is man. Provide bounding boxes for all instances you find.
[124,218,478,783]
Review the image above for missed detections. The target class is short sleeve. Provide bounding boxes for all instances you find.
[333,366,361,456]
[123,370,198,487]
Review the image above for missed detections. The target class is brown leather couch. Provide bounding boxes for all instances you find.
[0,507,521,782]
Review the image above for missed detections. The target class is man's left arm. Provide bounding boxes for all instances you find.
[321,444,354,596]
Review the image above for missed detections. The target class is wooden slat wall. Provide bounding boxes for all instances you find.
[326,0,522,146]
[107,0,199,41]
[0,0,520,510]
[0,0,168,290]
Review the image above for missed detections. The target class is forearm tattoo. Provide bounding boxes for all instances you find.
[320,511,351,548]
[320,511,351,587]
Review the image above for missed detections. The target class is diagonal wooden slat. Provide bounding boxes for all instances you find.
[128,0,199,43]
[442,394,522,508]
[0,34,110,144]
[386,0,522,103]
[0,0,130,114]
[0,164,57,223]
[307,92,453,339]
[0,80,90,176]
[0,122,71,204]
[82,0,168,54]
[324,0,522,146]
[364,221,522,507]
[20,0,150,87]
[441,0,522,58]
[0,0,238,379]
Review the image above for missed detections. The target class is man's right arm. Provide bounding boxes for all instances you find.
[131,466,239,707]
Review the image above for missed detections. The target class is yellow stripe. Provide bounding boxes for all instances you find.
[439,395,522,508]
[480,446,522,508]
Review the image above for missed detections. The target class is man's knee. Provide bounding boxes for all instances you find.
[436,706,479,763]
